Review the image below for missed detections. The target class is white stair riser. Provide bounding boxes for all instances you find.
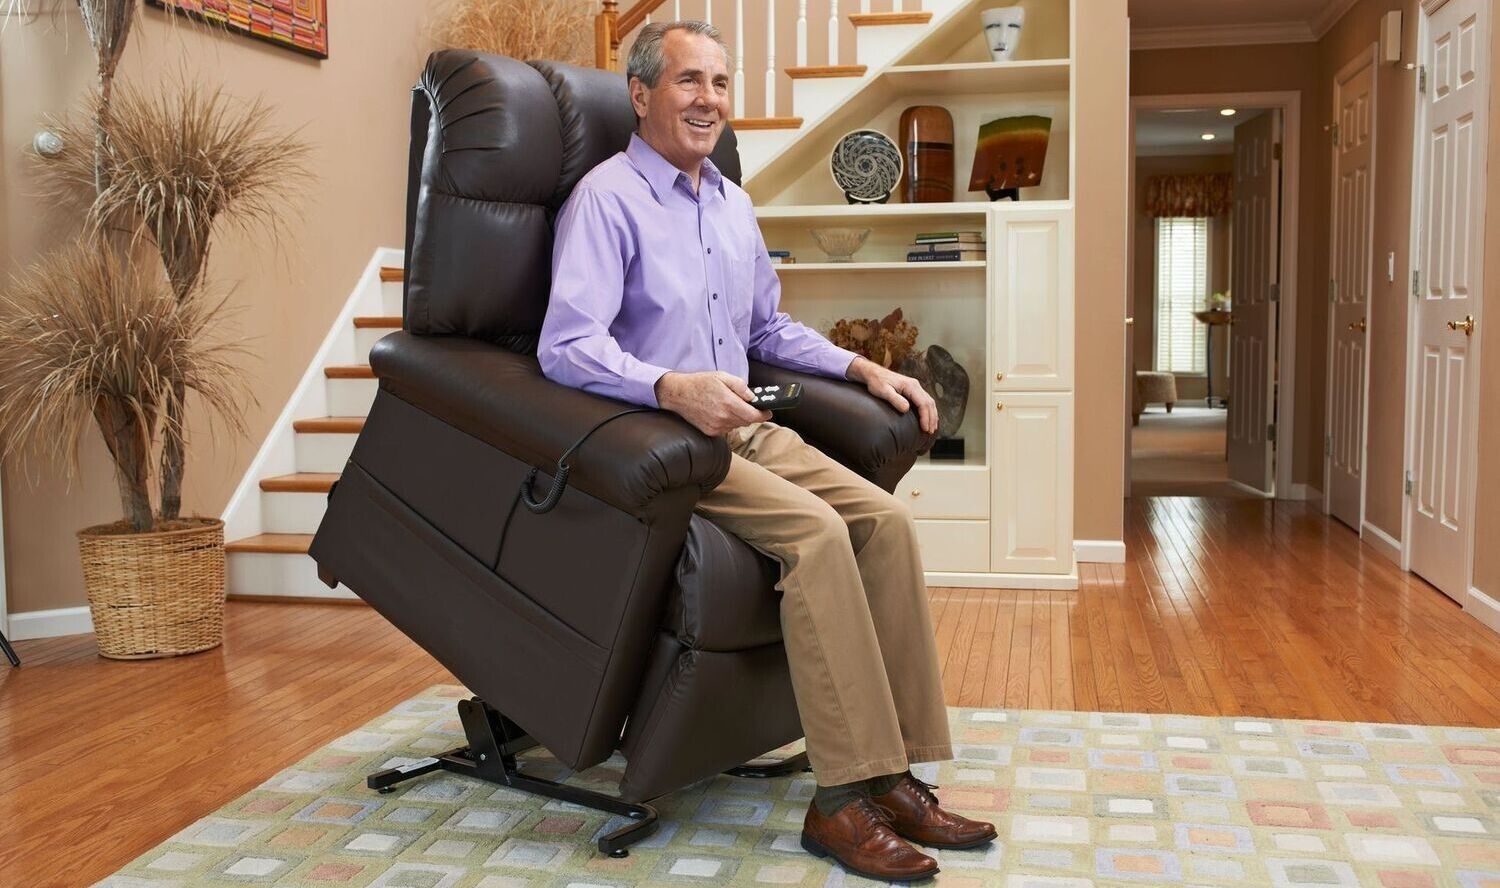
[295,433,358,473]
[382,280,403,316]
[791,77,866,122]
[228,551,359,600]
[356,327,396,360]
[262,489,329,535]
[735,129,800,178]
[856,24,929,70]
[327,377,378,415]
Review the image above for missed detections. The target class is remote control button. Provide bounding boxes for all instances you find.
[767,386,780,392]
[752,387,763,393]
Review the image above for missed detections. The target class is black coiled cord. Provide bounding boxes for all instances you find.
[519,408,655,513]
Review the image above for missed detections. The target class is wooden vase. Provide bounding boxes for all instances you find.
[898,106,955,203]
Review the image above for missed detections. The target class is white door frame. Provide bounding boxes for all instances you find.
[1402,0,1488,585]
[1324,42,1380,527]
[1127,91,1303,500]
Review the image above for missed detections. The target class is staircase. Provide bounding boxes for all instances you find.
[224,1,979,600]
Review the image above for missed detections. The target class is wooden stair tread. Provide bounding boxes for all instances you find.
[261,472,340,493]
[226,533,312,554]
[849,11,932,26]
[379,266,404,282]
[293,416,365,434]
[785,65,867,79]
[729,116,804,131]
[325,365,374,379]
[353,316,402,328]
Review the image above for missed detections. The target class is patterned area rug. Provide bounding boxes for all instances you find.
[101,685,1500,887]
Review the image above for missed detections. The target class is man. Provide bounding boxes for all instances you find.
[538,20,997,881]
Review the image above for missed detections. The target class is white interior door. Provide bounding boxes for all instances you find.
[1326,46,1377,531]
[1410,0,1487,603]
[1227,109,1280,493]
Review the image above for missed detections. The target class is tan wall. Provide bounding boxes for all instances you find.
[1071,0,1128,542]
[1473,8,1500,602]
[0,1,433,614]
[1130,41,1326,491]
[1132,154,1233,402]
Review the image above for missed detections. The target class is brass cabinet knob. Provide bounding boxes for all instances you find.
[995,372,1005,381]
[910,489,922,497]
[996,401,1005,411]
[1448,315,1476,335]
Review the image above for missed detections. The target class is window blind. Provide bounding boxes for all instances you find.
[1154,217,1208,375]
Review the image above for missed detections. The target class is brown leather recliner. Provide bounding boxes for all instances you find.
[309,50,933,857]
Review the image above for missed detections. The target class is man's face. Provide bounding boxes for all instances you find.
[630,30,730,173]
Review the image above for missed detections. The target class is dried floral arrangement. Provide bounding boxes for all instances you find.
[431,0,594,65]
[828,307,920,369]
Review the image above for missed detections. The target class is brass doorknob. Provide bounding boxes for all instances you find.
[1348,317,1366,332]
[1448,315,1476,335]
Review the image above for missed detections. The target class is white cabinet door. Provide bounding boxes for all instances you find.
[992,208,1074,391]
[914,519,990,573]
[991,392,1075,574]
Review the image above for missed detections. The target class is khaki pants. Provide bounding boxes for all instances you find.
[693,421,953,786]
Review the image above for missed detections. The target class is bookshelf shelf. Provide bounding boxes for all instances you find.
[774,261,986,273]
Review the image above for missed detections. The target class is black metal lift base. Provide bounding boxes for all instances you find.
[365,697,809,858]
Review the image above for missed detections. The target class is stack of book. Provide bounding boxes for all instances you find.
[767,250,796,265]
[906,231,985,263]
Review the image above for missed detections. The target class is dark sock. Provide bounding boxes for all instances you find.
[812,770,909,816]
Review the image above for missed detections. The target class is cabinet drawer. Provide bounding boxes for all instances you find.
[914,519,989,573]
[894,465,989,519]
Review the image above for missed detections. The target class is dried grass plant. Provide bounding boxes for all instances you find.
[36,79,310,518]
[432,0,594,65]
[0,241,252,532]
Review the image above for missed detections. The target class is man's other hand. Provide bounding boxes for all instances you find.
[655,370,772,437]
[847,356,939,436]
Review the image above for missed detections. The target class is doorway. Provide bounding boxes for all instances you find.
[1126,92,1303,500]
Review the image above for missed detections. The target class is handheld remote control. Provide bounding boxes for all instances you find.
[749,382,802,411]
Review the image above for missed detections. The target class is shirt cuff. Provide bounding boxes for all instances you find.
[624,362,672,409]
[819,346,861,382]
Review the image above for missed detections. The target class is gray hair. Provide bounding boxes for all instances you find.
[625,20,730,89]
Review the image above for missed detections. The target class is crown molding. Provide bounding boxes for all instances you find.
[1312,0,1364,38]
[1131,21,1316,51]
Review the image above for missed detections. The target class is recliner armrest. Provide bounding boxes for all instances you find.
[748,360,935,492]
[371,332,731,519]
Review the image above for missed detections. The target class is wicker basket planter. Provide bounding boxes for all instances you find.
[76,517,226,660]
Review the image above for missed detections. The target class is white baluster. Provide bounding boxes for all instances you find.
[860,0,870,12]
[797,0,808,66]
[828,0,839,64]
[674,0,681,20]
[764,0,776,117]
[704,0,711,26]
[733,0,745,118]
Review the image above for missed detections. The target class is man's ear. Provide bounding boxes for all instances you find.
[628,77,649,120]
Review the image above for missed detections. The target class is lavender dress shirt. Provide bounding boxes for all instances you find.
[538,133,859,409]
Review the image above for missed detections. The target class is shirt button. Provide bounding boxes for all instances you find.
[712,293,718,300]
[718,338,723,345]
[706,247,712,254]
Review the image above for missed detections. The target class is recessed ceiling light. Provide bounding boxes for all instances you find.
[1201,133,1216,141]
[1220,108,1237,116]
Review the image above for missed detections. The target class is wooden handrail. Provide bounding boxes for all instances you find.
[595,0,674,70]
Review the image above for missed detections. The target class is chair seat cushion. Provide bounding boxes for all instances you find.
[663,514,784,652]
[1134,370,1178,407]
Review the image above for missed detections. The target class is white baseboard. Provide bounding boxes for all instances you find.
[1360,521,1402,565]
[8,605,93,641]
[1075,540,1126,564]
[1467,586,1500,635]
[1288,483,1322,501]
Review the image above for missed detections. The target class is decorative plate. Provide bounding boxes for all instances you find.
[830,129,903,204]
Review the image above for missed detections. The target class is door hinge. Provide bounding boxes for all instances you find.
[1267,422,1277,443]
[1419,64,1428,94]
[1404,469,1413,495]
[1331,122,1341,146]
[1325,434,1334,457]
[1273,141,1283,161]
[1412,269,1421,298]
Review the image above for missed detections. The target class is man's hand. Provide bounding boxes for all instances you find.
[846,356,939,435]
[655,370,772,437]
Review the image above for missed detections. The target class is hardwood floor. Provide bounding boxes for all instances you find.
[3,497,1498,886]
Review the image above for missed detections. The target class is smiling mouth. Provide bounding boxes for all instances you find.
[685,118,717,131]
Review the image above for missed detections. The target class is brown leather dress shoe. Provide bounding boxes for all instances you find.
[869,774,999,850]
[801,797,940,882]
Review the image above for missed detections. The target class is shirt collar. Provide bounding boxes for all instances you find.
[626,132,725,203]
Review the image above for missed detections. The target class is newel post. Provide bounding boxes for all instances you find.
[596,0,620,70]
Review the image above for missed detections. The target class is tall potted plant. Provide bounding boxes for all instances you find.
[0,0,308,658]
